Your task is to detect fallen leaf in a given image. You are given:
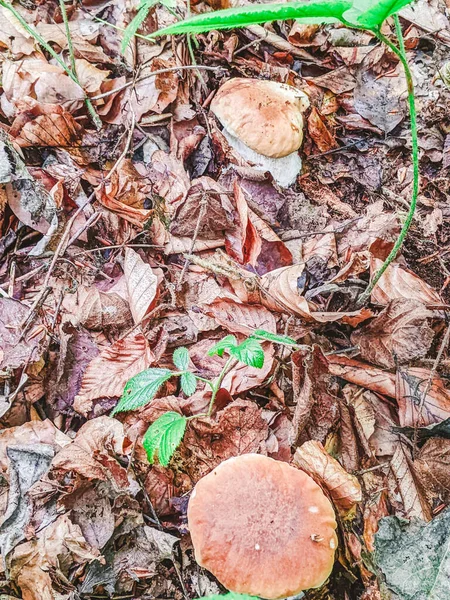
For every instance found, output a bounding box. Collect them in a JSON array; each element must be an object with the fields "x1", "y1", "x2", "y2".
[
  {"x1": 370, "y1": 259, "x2": 442, "y2": 305},
  {"x1": 11, "y1": 103, "x2": 83, "y2": 148},
  {"x1": 124, "y1": 248, "x2": 158, "y2": 325},
  {"x1": 327, "y1": 355, "x2": 396, "y2": 398},
  {"x1": 74, "y1": 333, "x2": 155, "y2": 416},
  {"x1": 0, "y1": 298, "x2": 46, "y2": 370},
  {"x1": 396, "y1": 367, "x2": 450, "y2": 427},
  {"x1": 308, "y1": 107, "x2": 339, "y2": 152},
  {"x1": 294, "y1": 440, "x2": 362, "y2": 514},
  {"x1": 415, "y1": 437, "x2": 450, "y2": 505},
  {"x1": 203, "y1": 299, "x2": 277, "y2": 336},
  {"x1": 351, "y1": 299, "x2": 435, "y2": 368},
  {"x1": 388, "y1": 442, "x2": 432, "y2": 520},
  {"x1": 182, "y1": 400, "x2": 269, "y2": 481}
]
